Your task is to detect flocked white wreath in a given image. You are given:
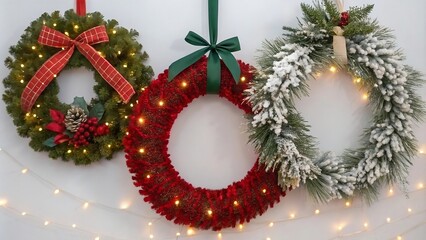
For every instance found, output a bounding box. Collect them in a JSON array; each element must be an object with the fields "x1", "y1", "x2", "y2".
[{"x1": 246, "y1": 0, "x2": 425, "y2": 203}]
